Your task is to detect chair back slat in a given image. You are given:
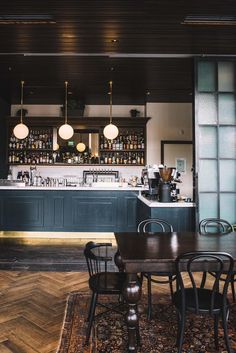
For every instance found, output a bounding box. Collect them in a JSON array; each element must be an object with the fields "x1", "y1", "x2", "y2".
[
  {"x1": 137, "y1": 218, "x2": 173, "y2": 233},
  {"x1": 175, "y1": 251, "x2": 234, "y2": 315},
  {"x1": 199, "y1": 218, "x2": 233, "y2": 235},
  {"x1": 84, "y1": 241, "x2": 113, "y2": 277}
]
